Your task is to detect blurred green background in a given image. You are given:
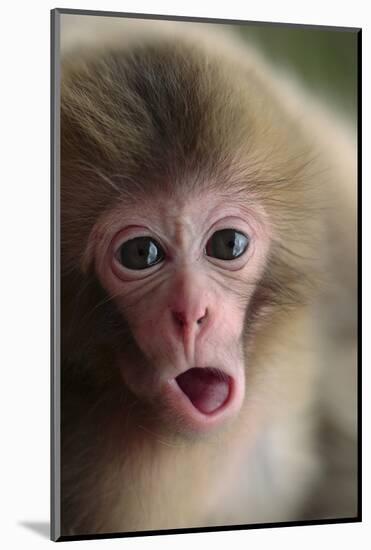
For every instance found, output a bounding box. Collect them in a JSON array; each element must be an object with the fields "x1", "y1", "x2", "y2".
[{"x1": 235, "y1": 24, "x2": 358, "y2": 125}]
